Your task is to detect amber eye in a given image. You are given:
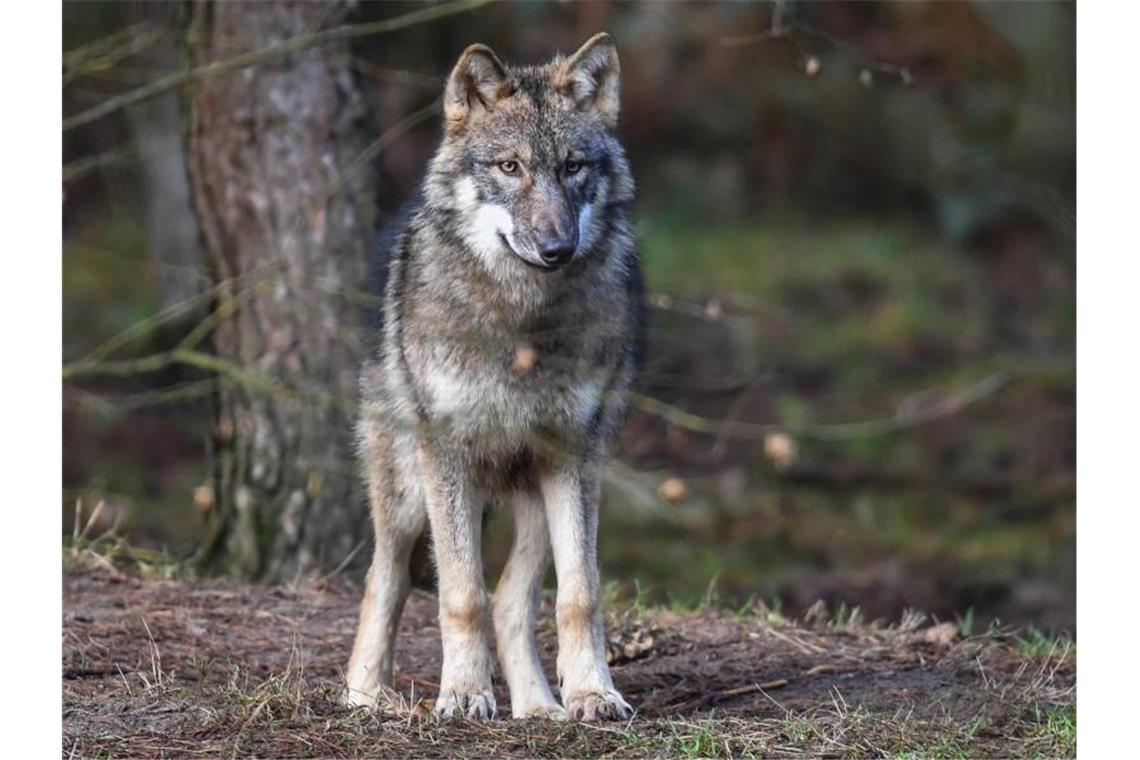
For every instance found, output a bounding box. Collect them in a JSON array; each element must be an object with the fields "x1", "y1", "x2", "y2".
[
  {"x1": 498, "y1": 160, "x2": 519, "y2": 175},
  {"x1": 564, "y1": 159, "x2": 583, "y2": 175}
]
